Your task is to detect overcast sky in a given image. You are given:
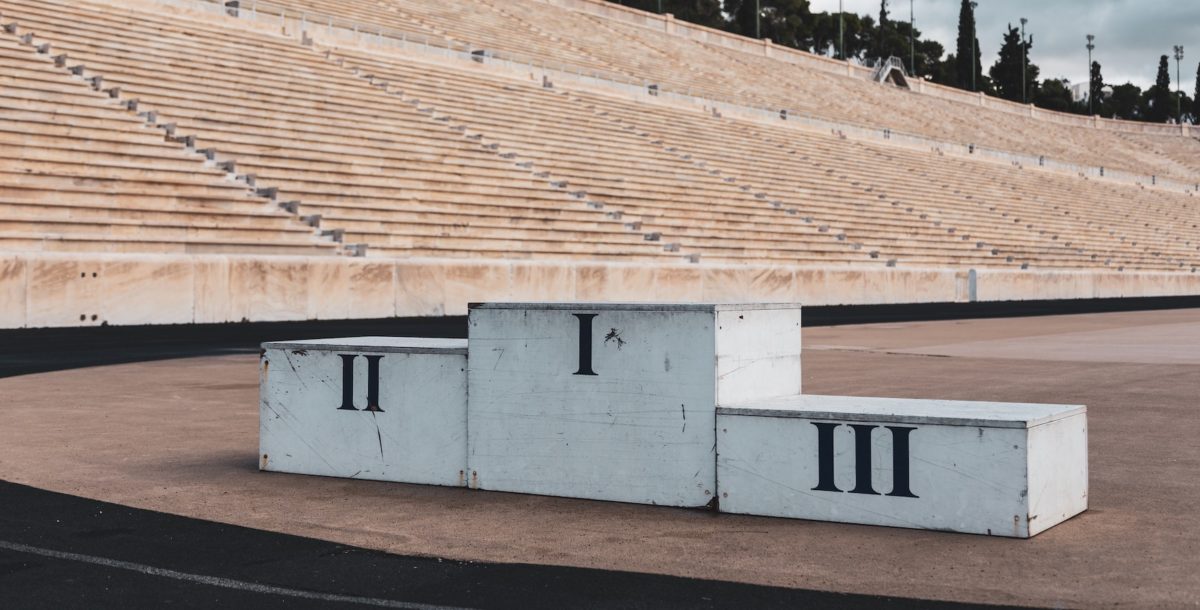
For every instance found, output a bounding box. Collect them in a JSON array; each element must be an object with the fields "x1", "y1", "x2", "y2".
[{"x1": 807, "y1": 0, "x2": 1198, "y2": 94}]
